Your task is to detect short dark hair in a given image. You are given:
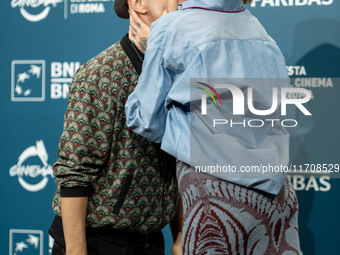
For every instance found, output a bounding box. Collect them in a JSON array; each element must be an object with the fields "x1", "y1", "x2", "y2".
[{"x1": 243, "y1": 0, "x2": 253, "y2": 4}]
